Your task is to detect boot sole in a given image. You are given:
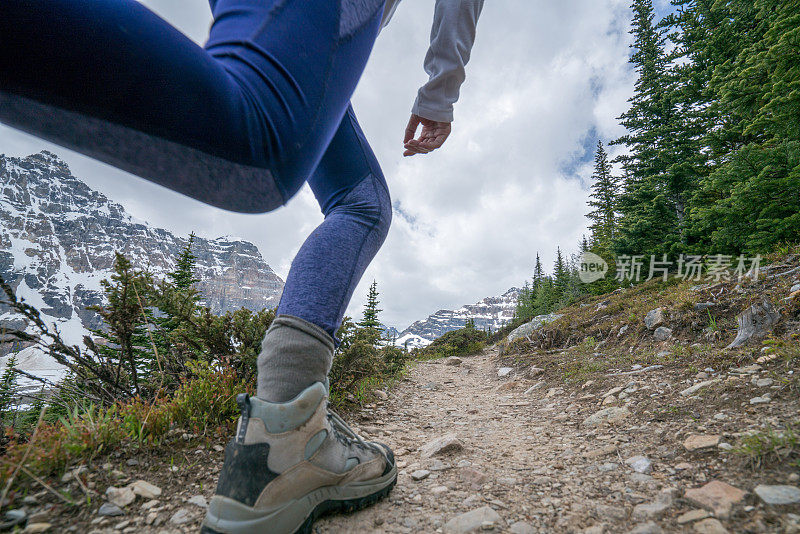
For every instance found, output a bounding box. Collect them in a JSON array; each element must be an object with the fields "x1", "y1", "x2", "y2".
[{"x1": 200, "y1": 465, "x2": 397, "y2": 534}]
